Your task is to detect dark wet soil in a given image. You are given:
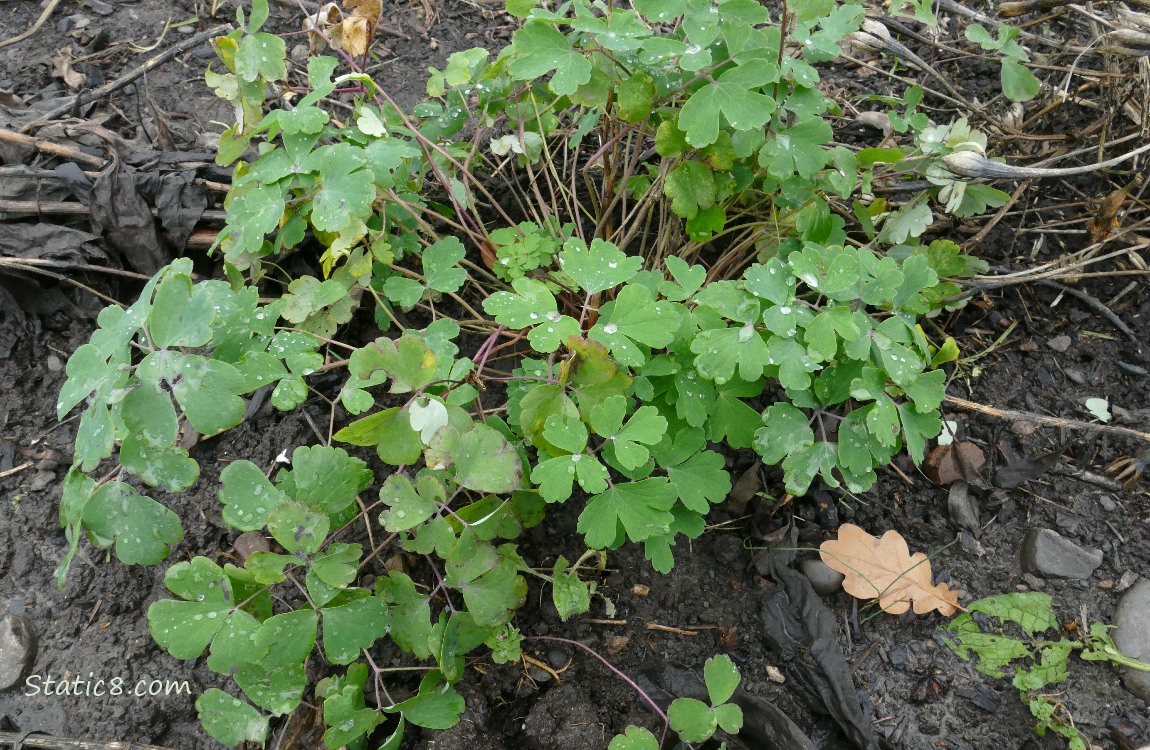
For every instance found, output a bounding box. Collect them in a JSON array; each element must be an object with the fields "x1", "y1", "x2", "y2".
[{"x1": 1, "y1": 1, "x2": 1149, "y2": 749}]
